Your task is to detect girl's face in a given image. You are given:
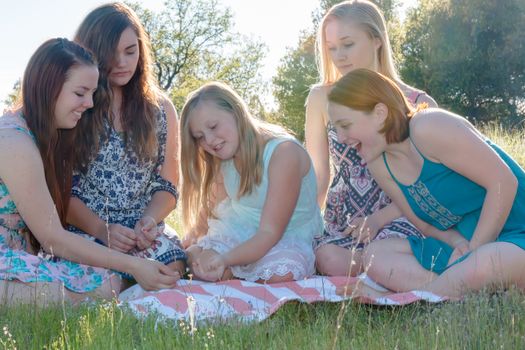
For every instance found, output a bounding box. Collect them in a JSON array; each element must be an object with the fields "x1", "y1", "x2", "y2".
[
  {"x1": 54, "y1": 64, "x2": 98, "y2": 129},
  {"x1": 328, "y1": 101, "x2": 386, "y2": 163},
  {"x1": 108, "y1": 26, "x2": 140, "y2": 87},
  {"x1": 324, "y1": 19, "x2": 381, "y2": 76},
  {"x1": 188, "y1": 101, "x2": 240, "y2": 160}
]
